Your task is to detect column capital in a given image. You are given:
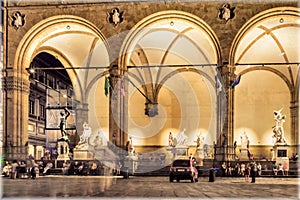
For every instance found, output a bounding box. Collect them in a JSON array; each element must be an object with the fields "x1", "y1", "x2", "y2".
[{"x1": 2, "y1": 69, "x2": 30, "y2": 93}]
